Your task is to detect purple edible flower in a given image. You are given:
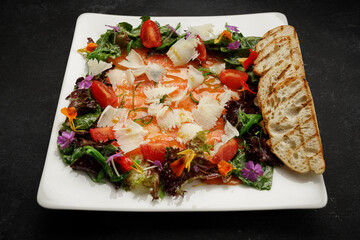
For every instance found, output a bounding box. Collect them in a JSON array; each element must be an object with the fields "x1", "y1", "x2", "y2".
[
  {"x1": 166, "y1": 24, "x2": 177, "y2": 35},
  {"x1": 241, "y1": 161, "x2": 263, "y2": 182},
  {"x1": 105, "y1": 24, "x2": 120, "y2": 32},
  {"x1": 225, "y1": 24, "x2": 239, "y2": 32},
  {"x1": 57, "y1": 131, "x2": 75, "y2": 149},
  {"x1": 106, "y1": 152, "x2": 123, "y2": 166},
  {"x1": 227, "y1": 40, "x2": 241, "y2": 50},
  {"x1": 153, "y1": 160, "x2": 163, "y2": 170},
  {"x1": 78, "y1": 75, "x2": 93, "y2": 89}
]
